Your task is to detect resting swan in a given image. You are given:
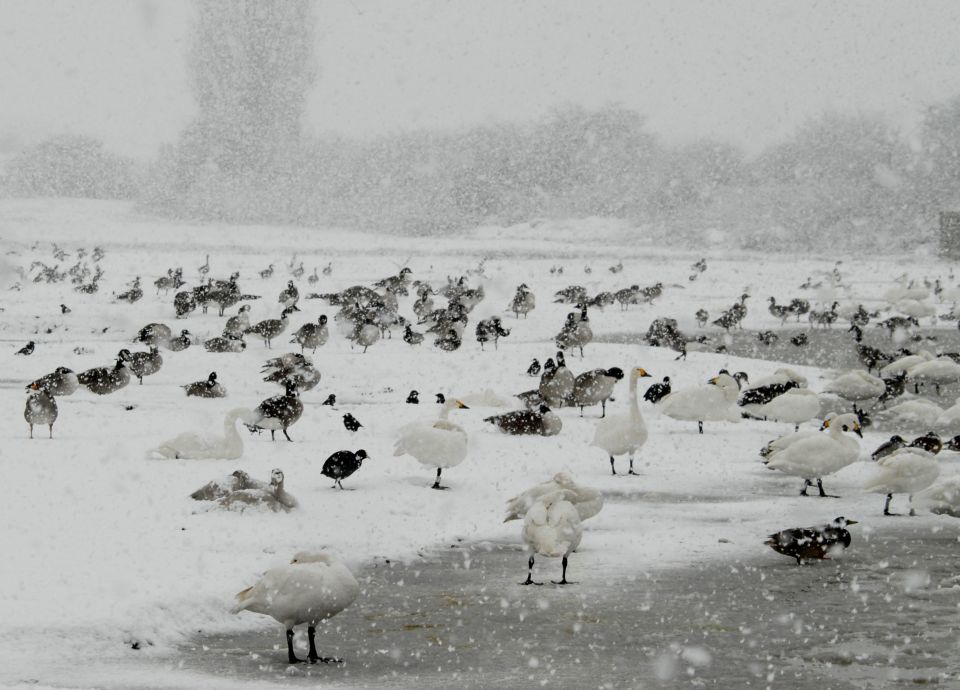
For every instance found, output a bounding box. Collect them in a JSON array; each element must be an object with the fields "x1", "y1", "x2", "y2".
[
  {"x1": 658, "y1": 372, "x2": 741, "y2": 434},
  {"x1": 231, "y1": 552, "x2": 360, "y2": 664},
  {"x1": 149, "y1": 407, "x2": 253, "y2": 459},
  {"x1": 504, "y1": 472, "x2": 603, "y2": 522},
  {"x1": 863, "y1": 448, "x2": 940, "y2": 516},
  {"x1": 520, "y1": 491, "x2": 583, "y2": 586},
  {"x1": 592, "y1": 366, "x2": 651, "y2": 474},
  {"x1": 394, "y1": 399, "x2": 469, "y2": 489},
  {"x1": 765, "y1": 412, "x2": 862, "y2": 497}
]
